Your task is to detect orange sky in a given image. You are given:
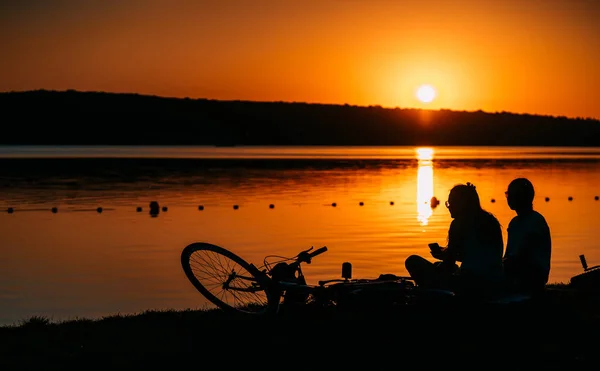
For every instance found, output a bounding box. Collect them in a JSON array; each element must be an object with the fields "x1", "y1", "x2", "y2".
[{"x1": 1, "y1": 0, "x2": 599, "y2": 119}]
